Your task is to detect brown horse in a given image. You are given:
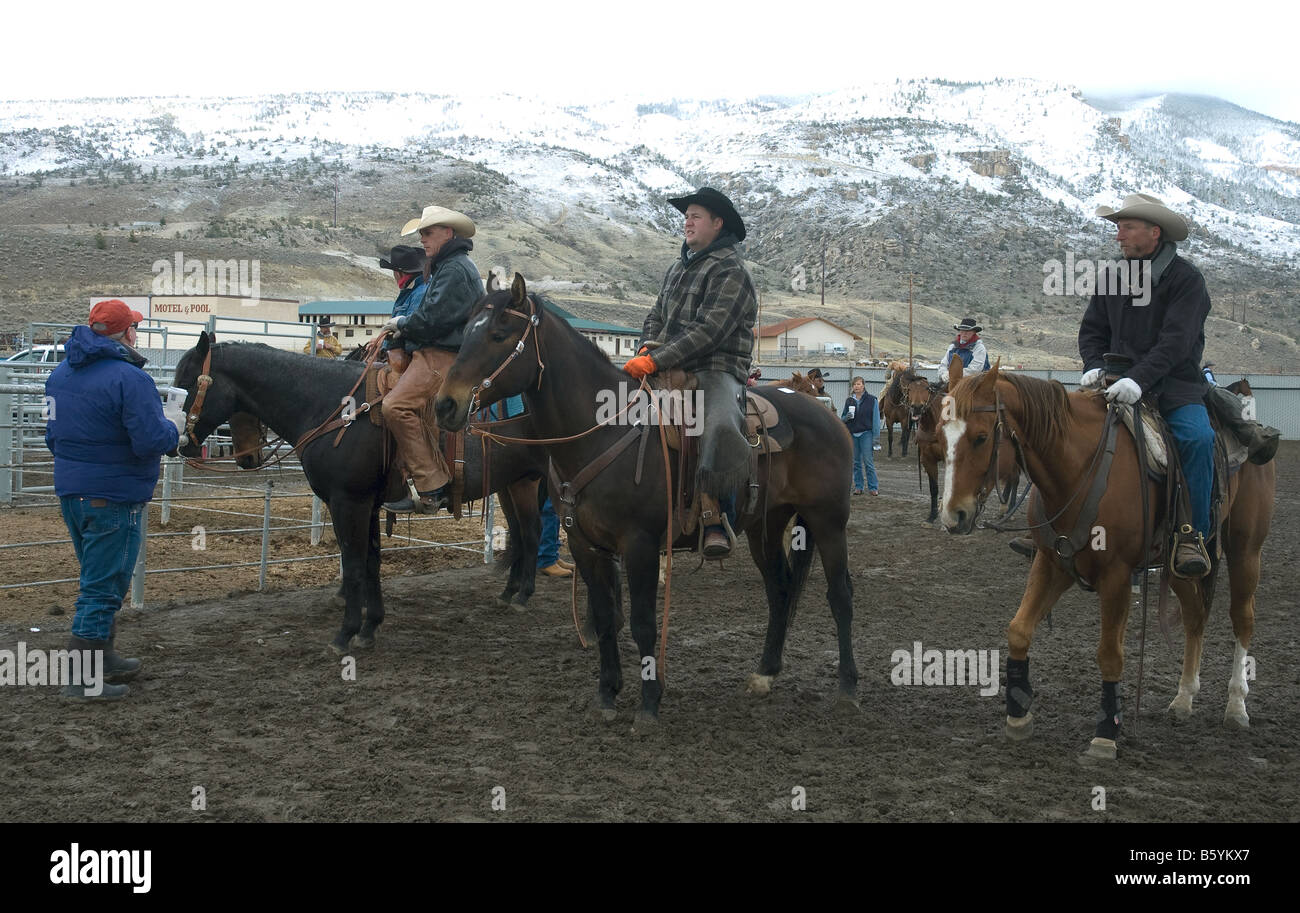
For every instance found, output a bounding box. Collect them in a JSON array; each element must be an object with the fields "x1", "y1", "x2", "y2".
[
  {"x1": 879, "y1": 359, "x2": 919, "y2": 457},
  {"x1": 908, "y1": 361, "x2": 960, "y2": 523},
  {"x1": 940, "y1": 365, "x2": 1275, "y2": 759},
  {"x1": 434, "y1": 274, "x2": 859, "y2": 727},
  {"x1": 766, "y1": 372, "x2": 818, "y2": 396}
]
